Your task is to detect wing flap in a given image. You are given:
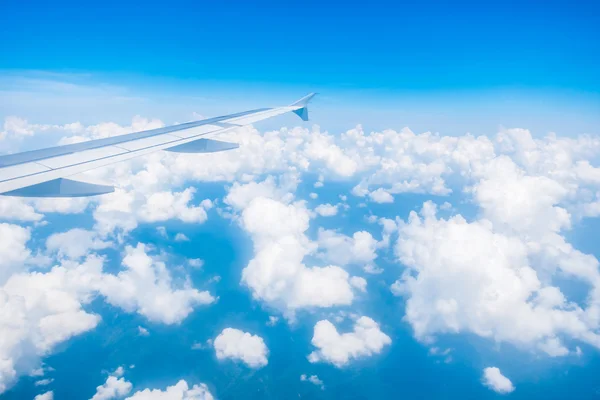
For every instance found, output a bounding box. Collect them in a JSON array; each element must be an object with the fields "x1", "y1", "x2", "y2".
[
  {"x1": 1, "y1": 178, "x2": 114, "y2": 197},
  {"x1": 164, "y1": 138, "x2": 239, "y2": 153}
]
